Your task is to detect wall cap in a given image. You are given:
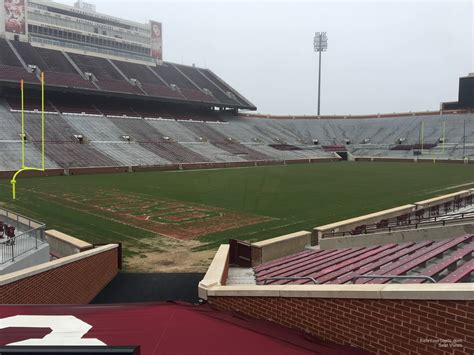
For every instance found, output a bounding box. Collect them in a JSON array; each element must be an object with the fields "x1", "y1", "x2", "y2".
[
  {"x1": 46, "y1": 229, "x2": 93, "y2": 250},
  {"x1": 202, "y1": 283, "x2": 474, "y2": 300},
  {"x1": 199, "y1": 244, "x2": 229, "y2": 290},
  {"x1": 315, "y1": 204, "x2": 416, "y2": 231},
  {"x1": 415, "y1": 190, "x2": 471, "y2": 208},
  {"x1": 252, "y1": 231, "x2": 310, "y2": 248}
]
